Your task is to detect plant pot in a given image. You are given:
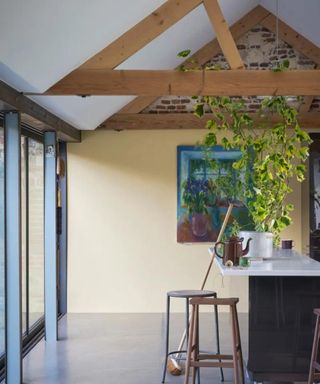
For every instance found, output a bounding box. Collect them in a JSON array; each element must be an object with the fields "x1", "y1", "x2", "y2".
[
  {"x1": 239, "y1": 231, "x2": 273, "y2": 259},
  {"x1": 191, "y1": 213, "x2": 209, "y2": 238}
]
